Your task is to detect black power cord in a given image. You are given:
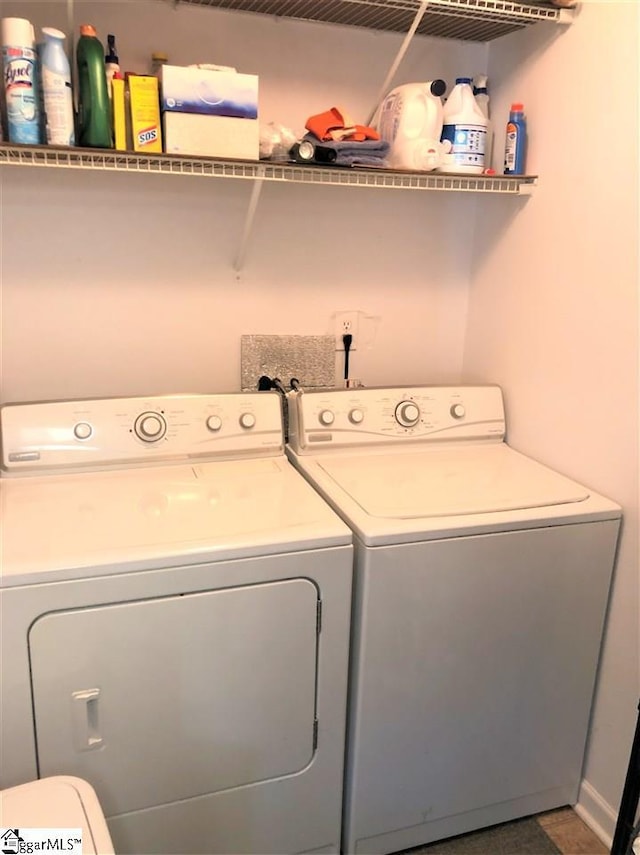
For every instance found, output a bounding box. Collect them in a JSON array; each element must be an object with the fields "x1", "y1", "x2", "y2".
[
  {"x1": 256, "y1": 374, "x2": 289, "y2": 440},
  {"x1": 343, "y1": 333, "x2": 353, "y2": 383}
]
